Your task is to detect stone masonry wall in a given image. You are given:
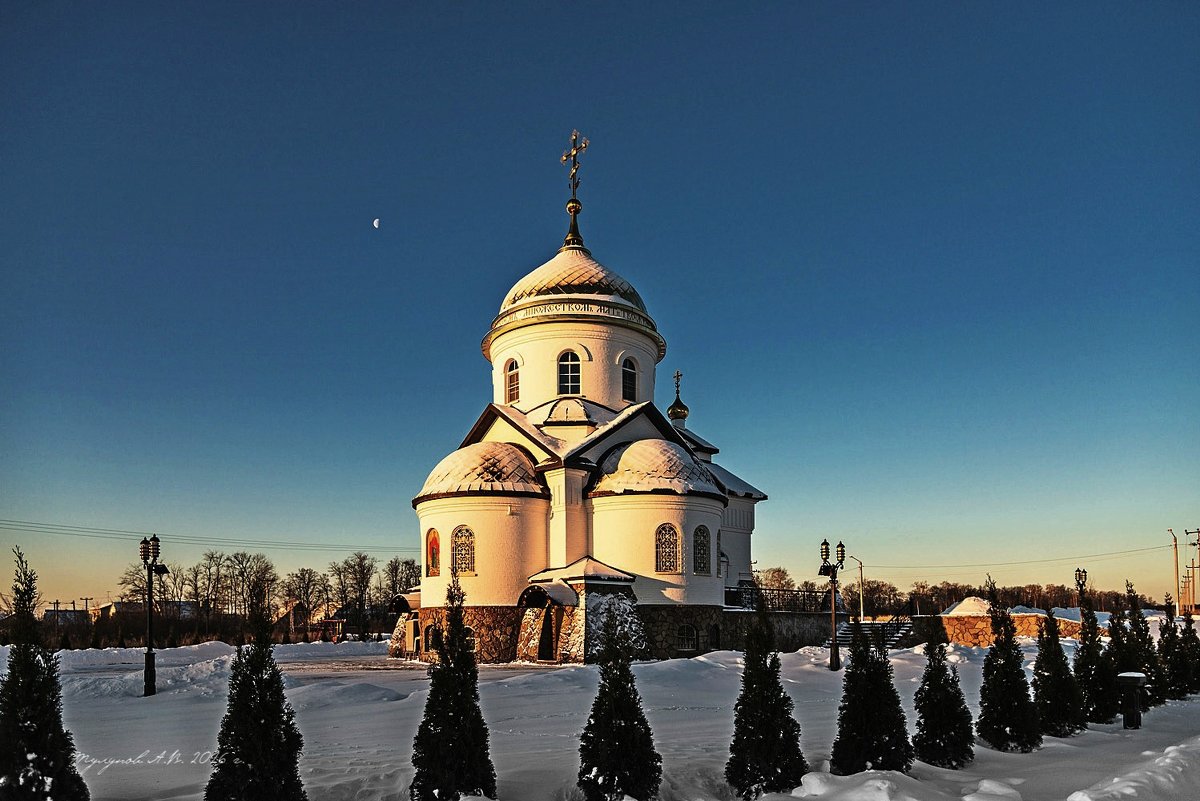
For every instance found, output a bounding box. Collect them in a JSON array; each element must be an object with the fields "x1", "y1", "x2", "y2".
[
  {"x1": 637, "y1": 605, "x2": 724, "y2": 660},
  {"x1": 916, "y1": 613, "x2": 1100, "y2": 648},
  {"x1": 721, "y1": 610, "x2": 848, "y2": 652},
  {"x1": 415, "y1": 606, "x2": 522, "y2": 663}
]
